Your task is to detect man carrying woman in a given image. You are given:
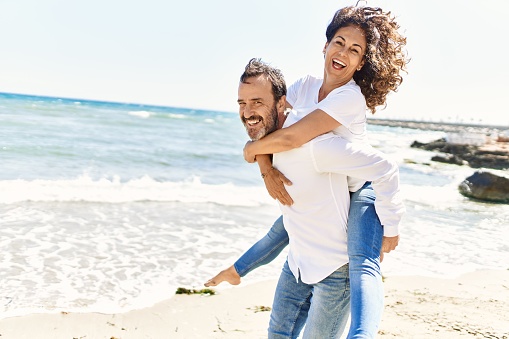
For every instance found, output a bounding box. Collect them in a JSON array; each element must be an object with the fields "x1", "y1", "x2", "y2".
[{"x1": 207, "y1": 5, "x2": 408, "y2": 338}]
